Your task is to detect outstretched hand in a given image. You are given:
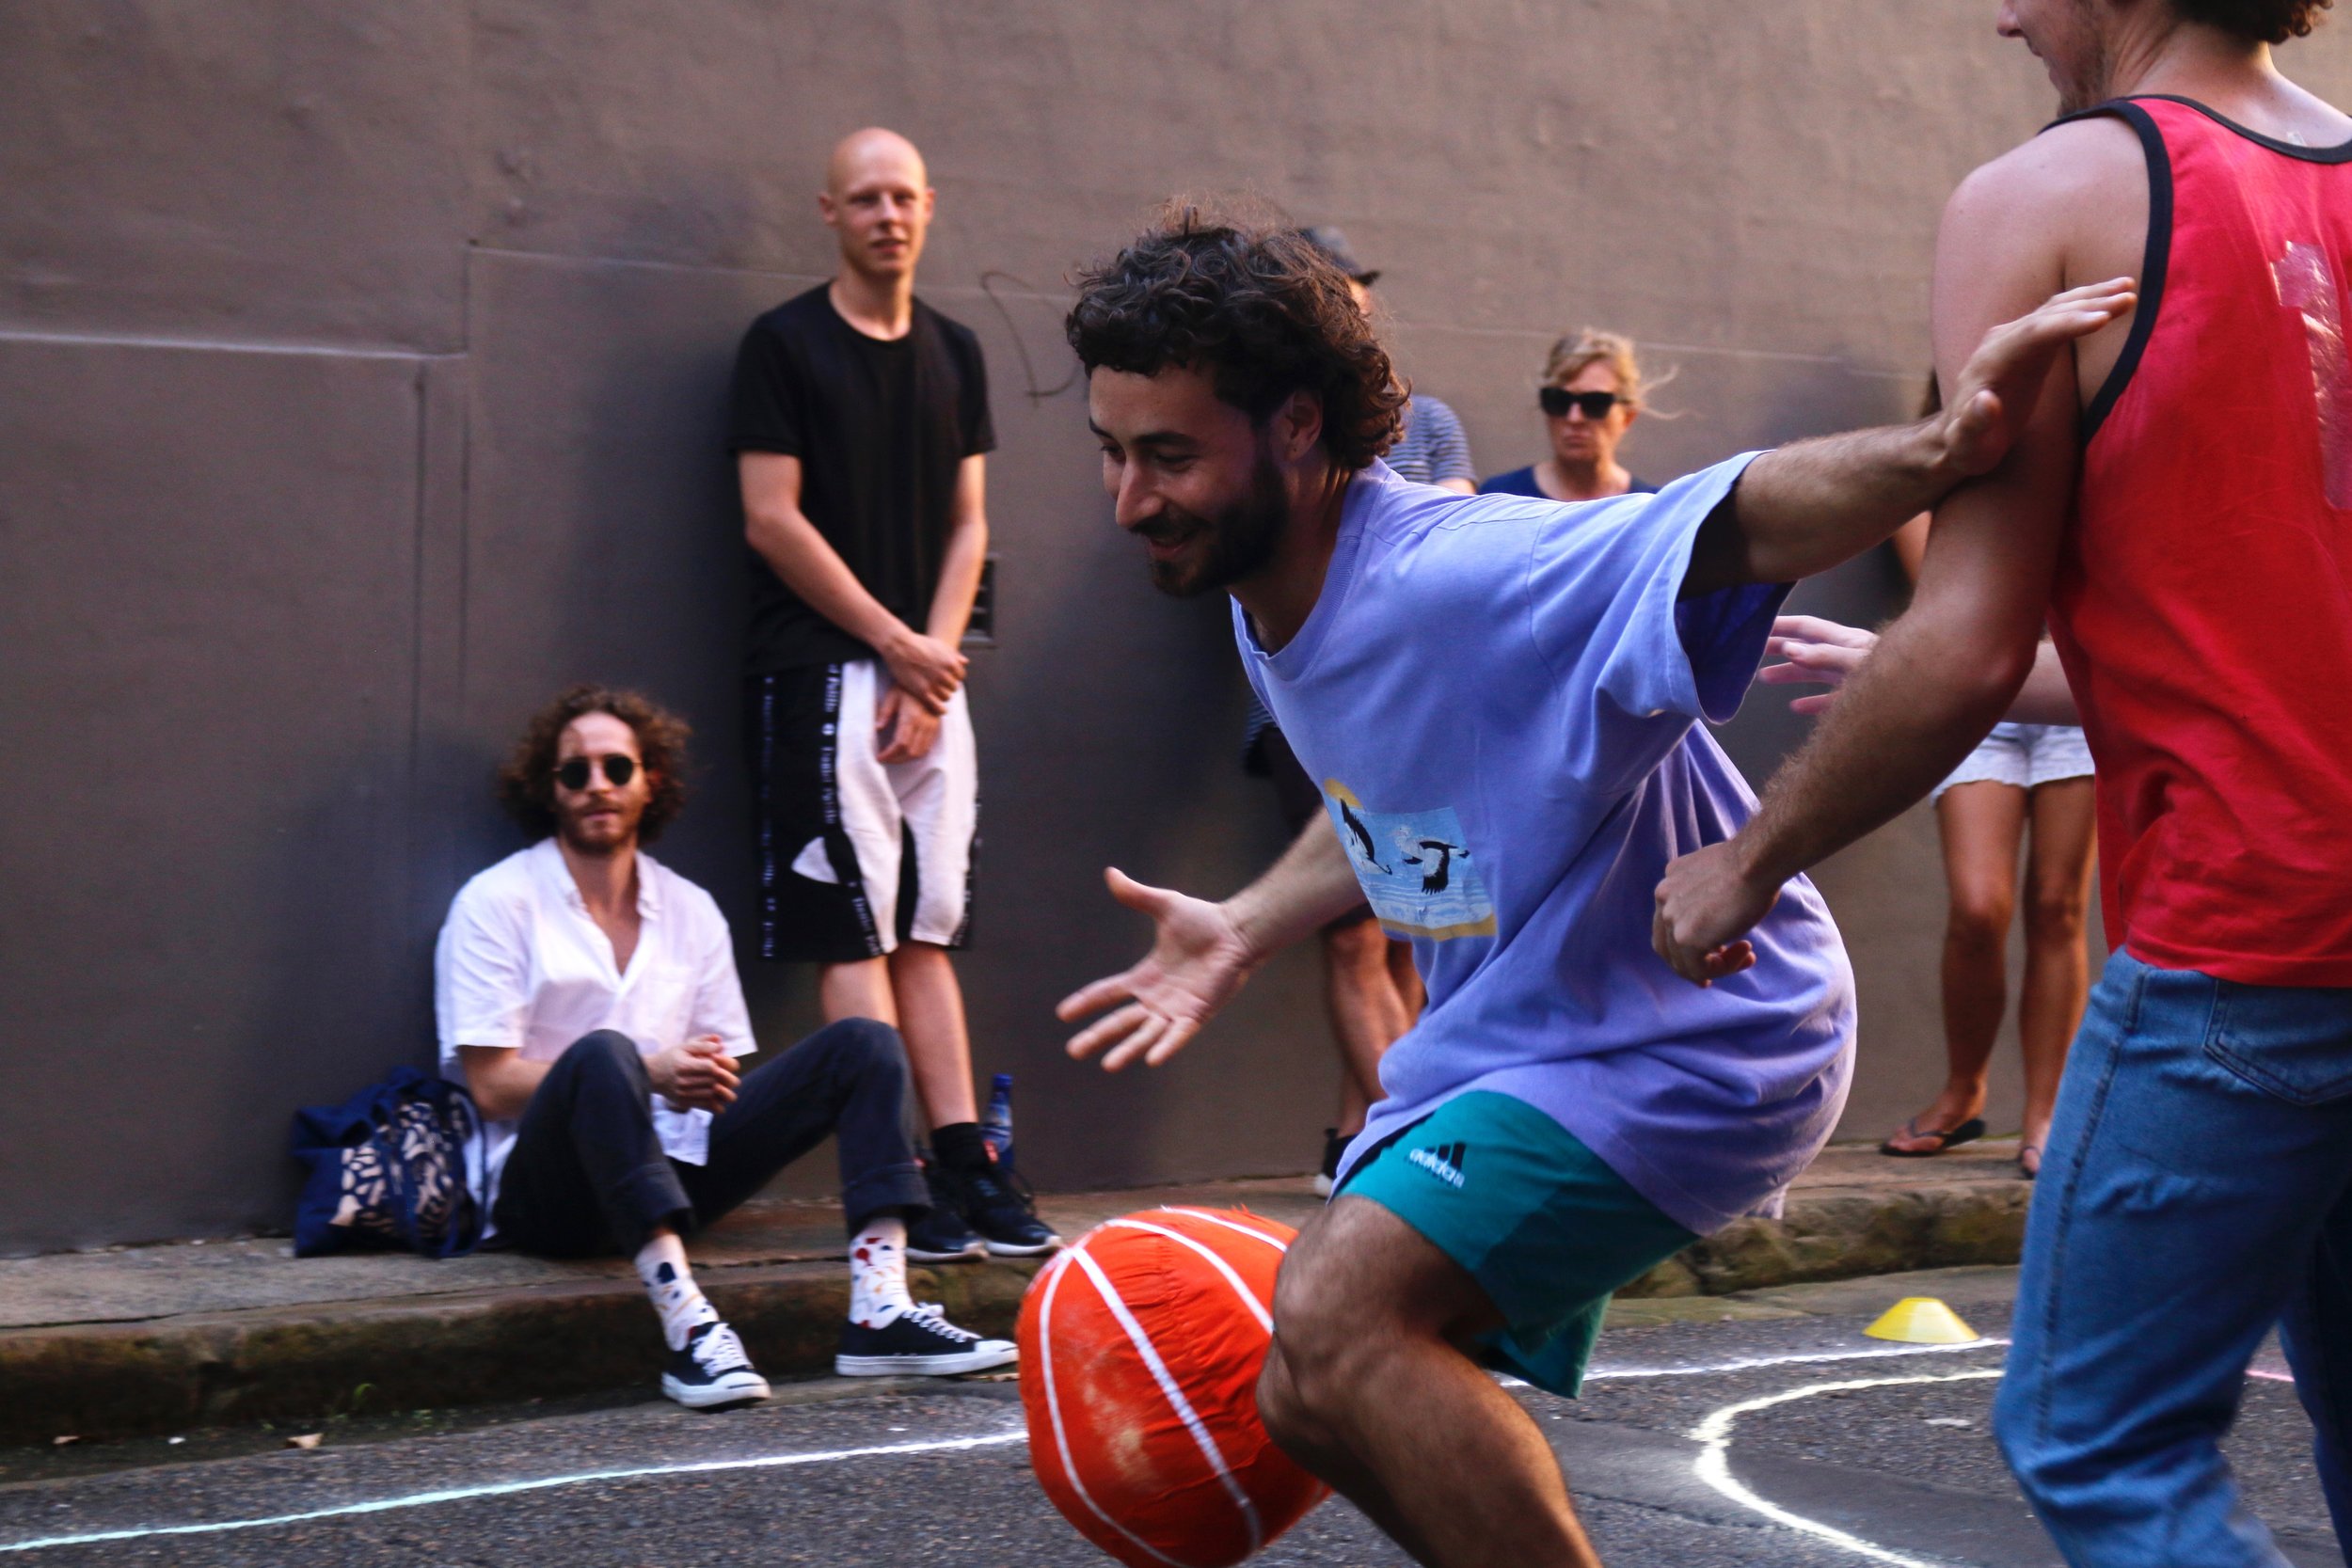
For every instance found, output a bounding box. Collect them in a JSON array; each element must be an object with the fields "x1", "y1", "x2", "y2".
[
  {"x1": 1057, "y1": 868, "x2": 1259, "y2": 1070},
  {"x1": 1940, "y1": 277, "x2": 2136, "y2": 479},
  {"x1": 1756, "y1": 614, "x2": 1880, "y2": 715}
]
